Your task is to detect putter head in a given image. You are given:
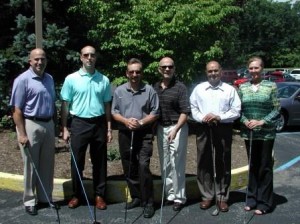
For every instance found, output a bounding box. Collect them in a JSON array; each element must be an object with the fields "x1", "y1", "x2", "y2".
[
  {"x1": 211, "y1": 208, "x2": 220, "y2": 216},
  {"x1": 50, "y1": 203, "x2": 60, "y2": 210},
  {"x1": 93, "y1": 222, "x2": 101, "y2": 224}
]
